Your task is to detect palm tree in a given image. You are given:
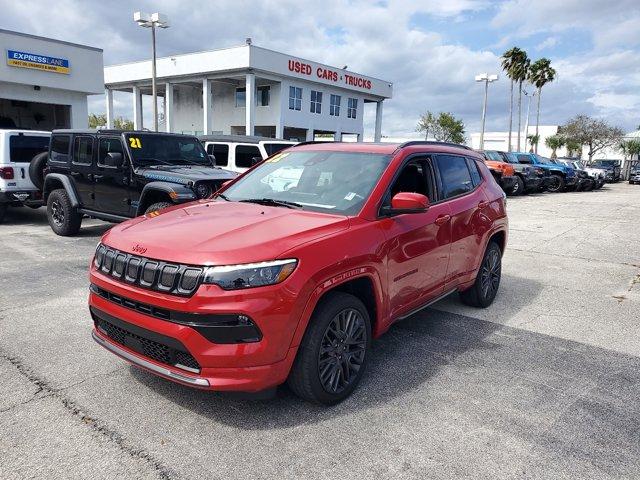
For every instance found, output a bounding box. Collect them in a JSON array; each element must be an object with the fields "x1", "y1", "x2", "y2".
[
  {"x1": 528, "y1": 58, "x2": 556, "y2": 153},
  {"x1": 501, "y1": 47, "x2": 528, "y2": 152},
  {"x1": 527, "y1": 134, "x2": 539, "y2": 153},
  {"x1": 545, "y1": 134, "x2": 565, "y2": 158}
]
